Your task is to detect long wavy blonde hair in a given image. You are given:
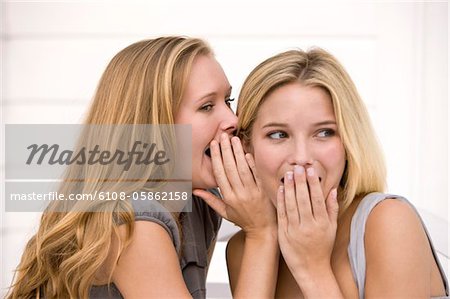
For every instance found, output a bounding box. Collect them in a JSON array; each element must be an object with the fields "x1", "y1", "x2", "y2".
[
  {"x1": 7, "y1": 36, "x2": 212, "y2": 299},
  {"x1": 237, "y1": 48, "x2": 386, "y2": 213}
]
